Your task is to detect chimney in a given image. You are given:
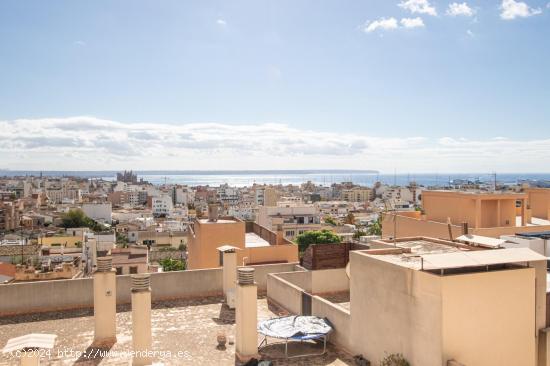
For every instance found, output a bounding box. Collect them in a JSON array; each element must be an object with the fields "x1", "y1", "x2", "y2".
[
  {"x1": 19, "y1": 350, "x2": 39, "y2": 366},
  {"x1": 208, "y1": 203, "x2": 219, "y2": 222},
  {"x1": 93, "y1": 257, "x2": 117, "y2": 346},
  {"x1": 131, "y1": 274, "x2": 152, "y2": 366},
  {"x1": 275, "y1": 224, "x2": 284, "y2": 245},
  {"x1": 222, "y1": 249, "x2": 237, "y2": 309},
  {"x1": 235, "y1": 268, "x2": 258, "y2": 361},
  {"x1": 461, "y1": 222, "x2": 469, "y2": 235}
]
